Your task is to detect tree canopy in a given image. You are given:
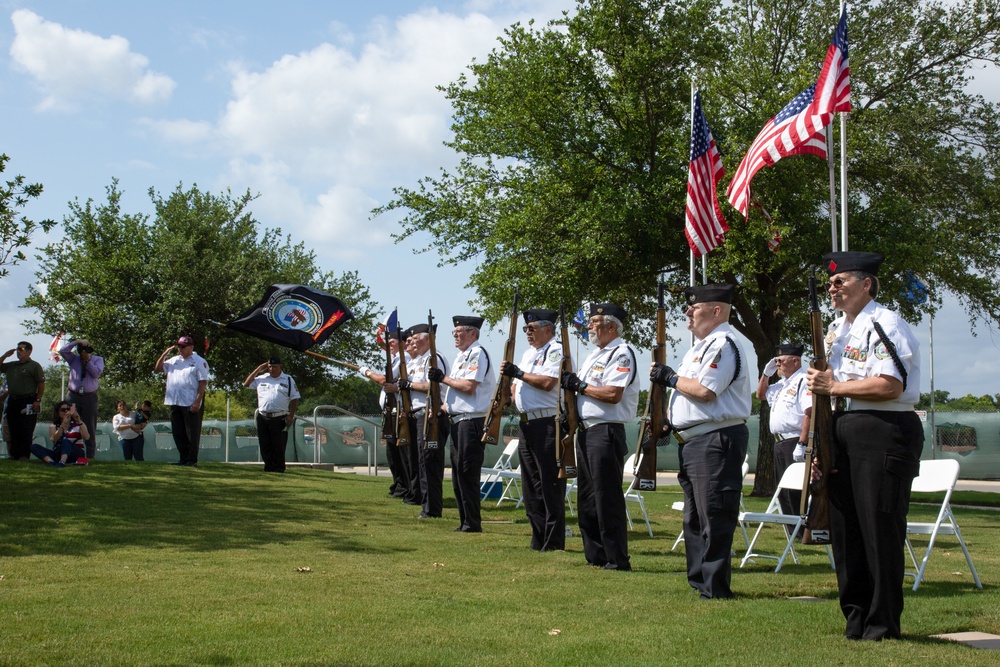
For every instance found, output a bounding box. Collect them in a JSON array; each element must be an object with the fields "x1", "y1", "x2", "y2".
[
  {"x1": 378, "y1": 0, "x2": 1000, "y2": 366},
  {"x1": 0, "y1": 153, "x2": 55, "y2": 279},
  {"x1": 25, "y1": 181, "x2": 380, "y2": 395}
]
